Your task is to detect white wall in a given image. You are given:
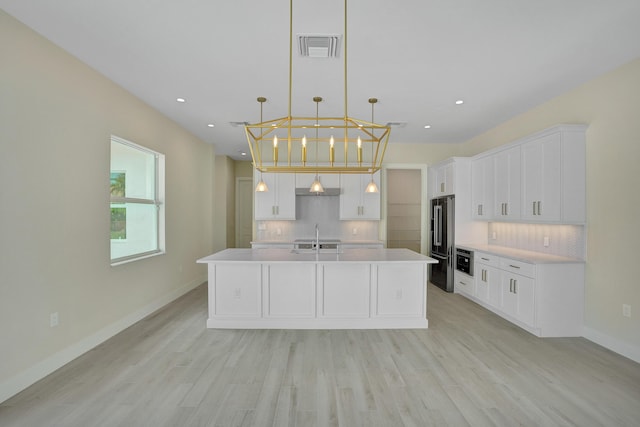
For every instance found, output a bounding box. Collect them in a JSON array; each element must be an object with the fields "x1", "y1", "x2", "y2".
[
  {"x1": 0, "y1": 10, "x2": 217, "y2": 402},
  {"x1": 458, "y1": 58, "x2": 640, "y2": 361}
]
